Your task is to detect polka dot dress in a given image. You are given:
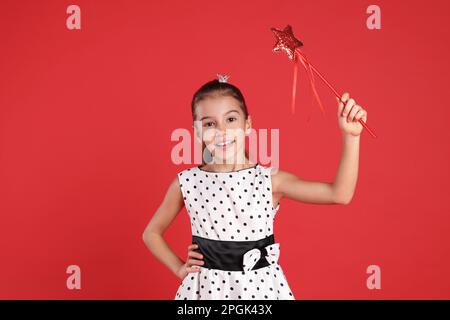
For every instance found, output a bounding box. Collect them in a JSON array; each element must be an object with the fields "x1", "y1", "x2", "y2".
[{"x1": 174, "y1": 163, "x2": 295, "y2": 300}]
